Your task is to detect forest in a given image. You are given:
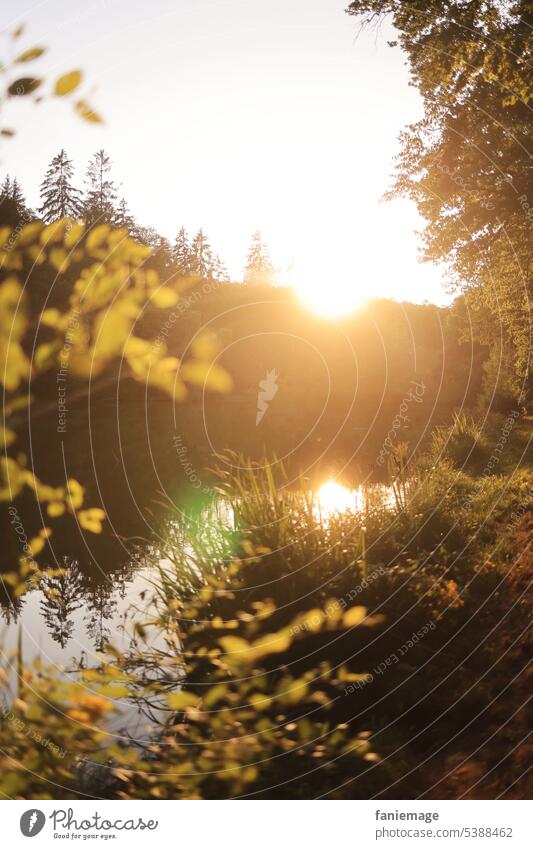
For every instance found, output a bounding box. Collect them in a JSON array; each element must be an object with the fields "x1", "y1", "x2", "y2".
[{"x1": 0, "y1": 0, "x2": 531, "y2": 803}]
